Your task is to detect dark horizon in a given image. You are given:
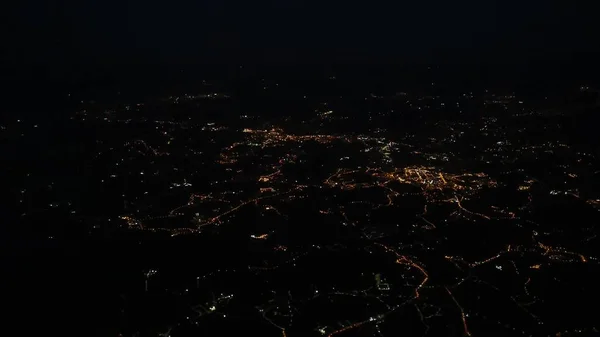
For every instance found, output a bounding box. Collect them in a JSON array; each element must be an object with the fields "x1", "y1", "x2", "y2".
[
  {"x1": 6, "y1": 58, "x2": 600, "y2": 106},
  {"x1": 7, "y1": 1, "x2": 600, "y2": 75}
]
